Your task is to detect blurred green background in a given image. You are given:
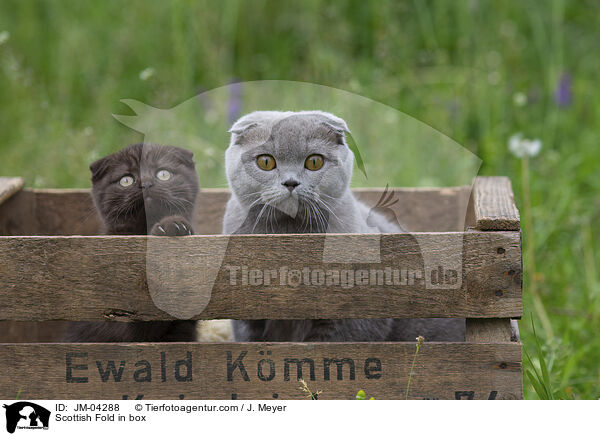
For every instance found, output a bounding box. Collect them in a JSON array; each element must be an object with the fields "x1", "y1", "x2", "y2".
[{"x1": 0, "y1": 0, "x2": 598, "y2": 398}]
